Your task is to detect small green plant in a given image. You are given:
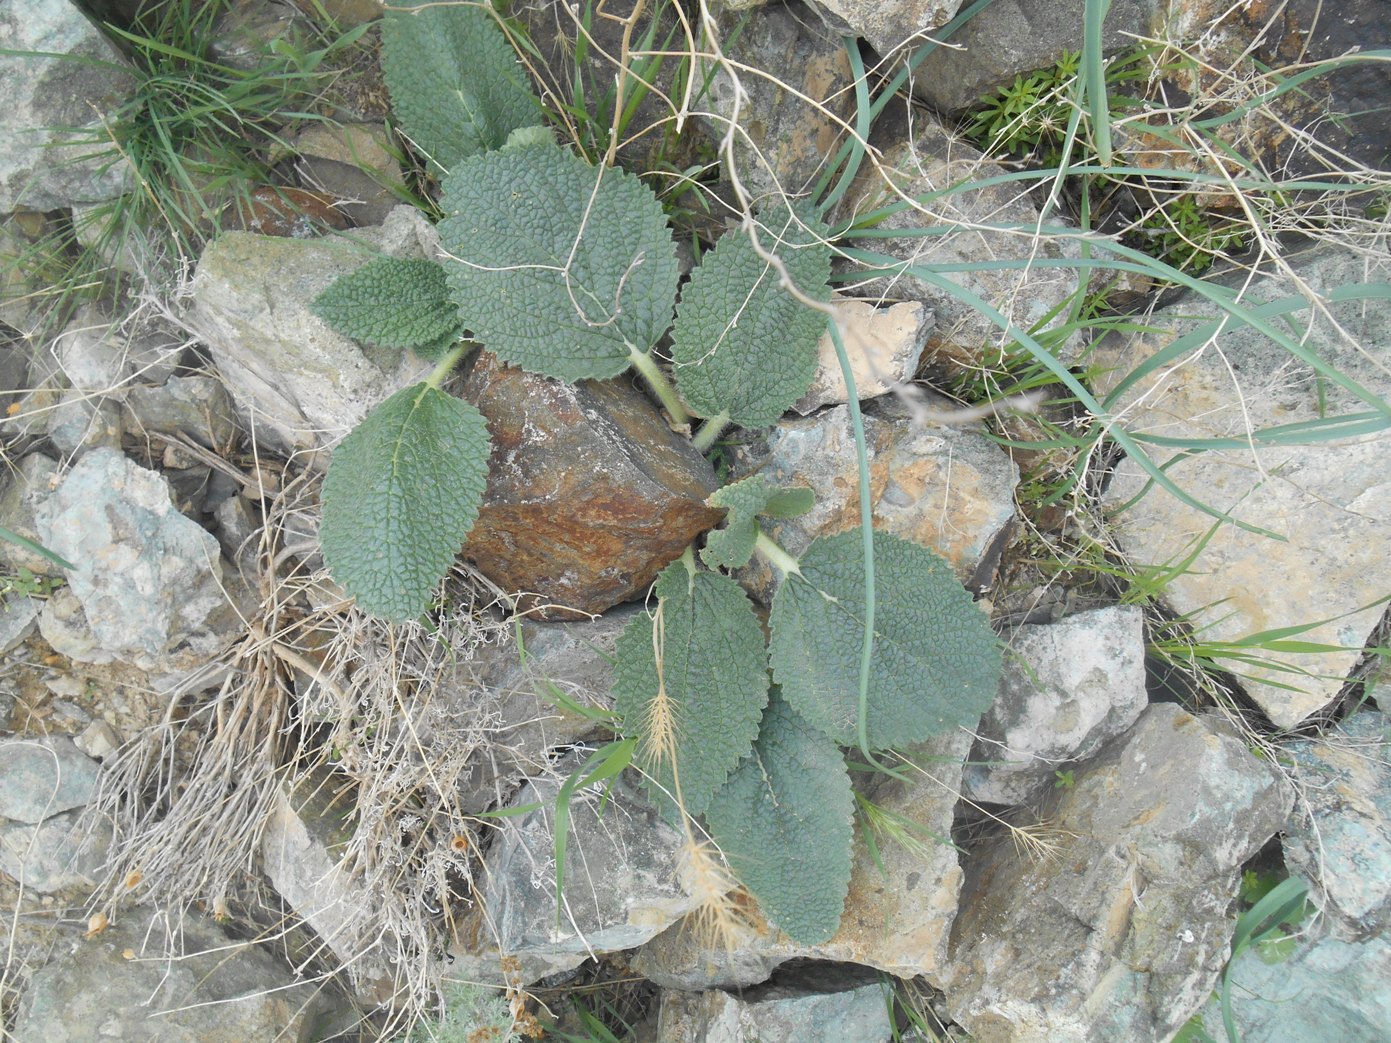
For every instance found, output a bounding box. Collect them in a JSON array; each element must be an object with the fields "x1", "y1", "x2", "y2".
[
  {"x1": 1052, "y1": 768, "x2": 1075, "y2": 789},
  {"x1": 0, "y1": 566, "x2": 64, "y2": 600},
  {"x1": 394, "y1": 980, "x2": 520, "y2": 1043},
  {"x1": 309, "y1": 0, "x2": 1001, "y2": 945},
  {"x1": 1138, "y1": 193, "x2": 1247, "y2": 274}
]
